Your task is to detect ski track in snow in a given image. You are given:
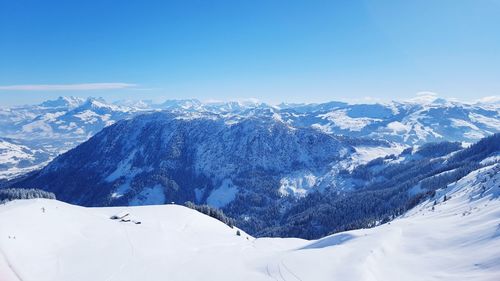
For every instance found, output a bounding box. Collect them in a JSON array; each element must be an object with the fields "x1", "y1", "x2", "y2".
[
  {"x1": 0, "y1": 248, "x2": 22, "y2": 281},
  {"x1": 105, "y1": 223, "x2": 135, "y2": 281}
]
